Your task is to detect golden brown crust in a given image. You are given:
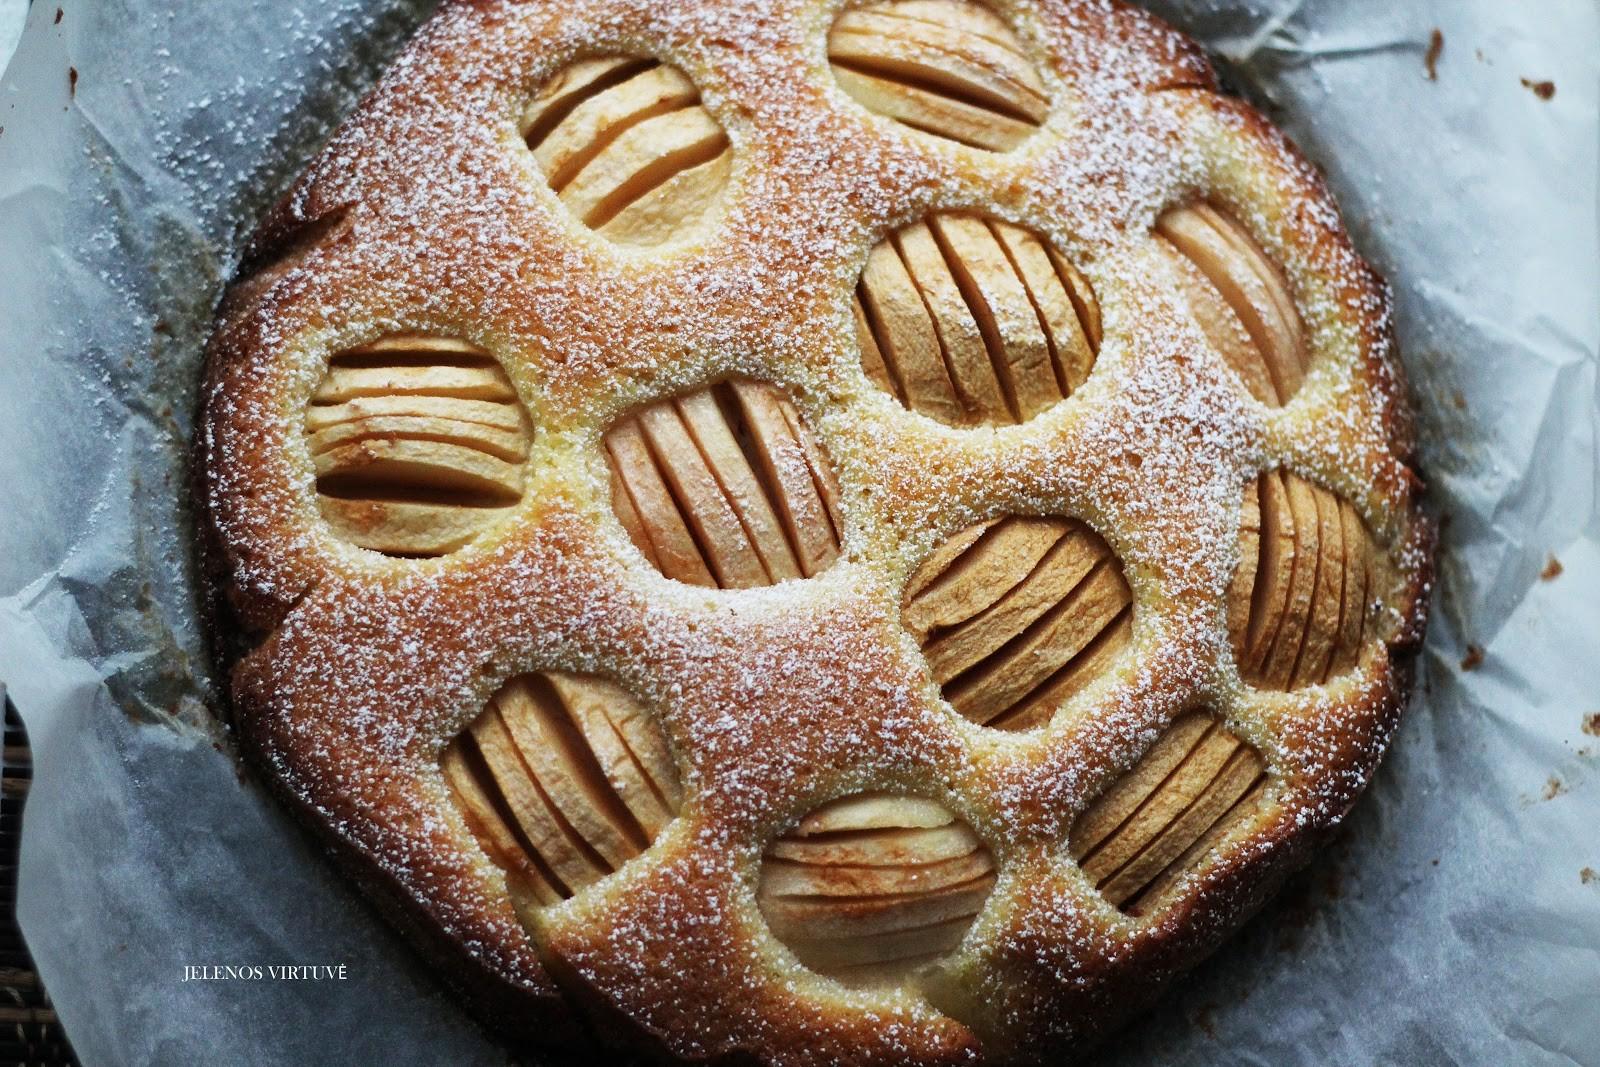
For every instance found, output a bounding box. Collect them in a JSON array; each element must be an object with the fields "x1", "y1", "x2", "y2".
[{"x1": 195, "y1": 0, "x2": 1432, "y2": 1062}]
